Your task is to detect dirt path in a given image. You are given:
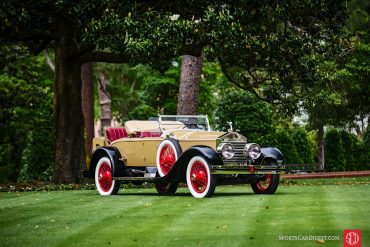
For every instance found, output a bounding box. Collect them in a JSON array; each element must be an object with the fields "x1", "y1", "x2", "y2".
[{"x1": 282, "y1": 170, "x2": 370, "y2": 179}]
